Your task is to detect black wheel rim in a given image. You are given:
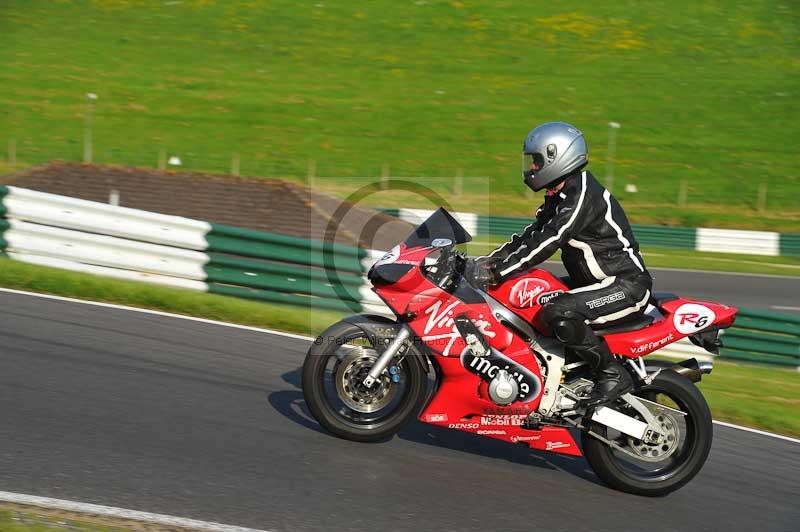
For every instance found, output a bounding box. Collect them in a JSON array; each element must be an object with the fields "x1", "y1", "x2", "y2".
[
  {"x1": 317, "y1": 332, "x2": 413, "y2": 430},
  {"x1": 601, "y1": 385, "x2": 698, "y2": 483}
]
